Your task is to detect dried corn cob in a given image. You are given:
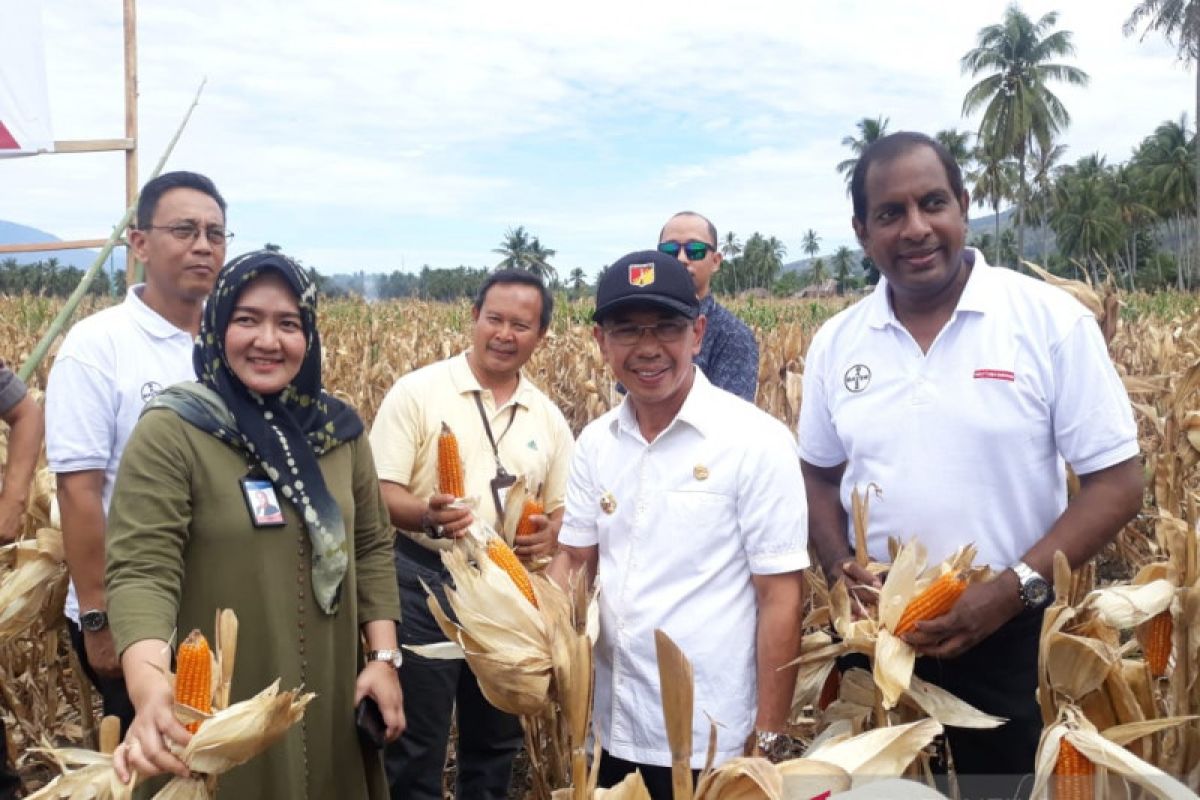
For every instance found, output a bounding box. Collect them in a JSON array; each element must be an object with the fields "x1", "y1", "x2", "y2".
[
  {"x1": 1144, "y1": 609, "x2": 1172, "y2": 677},
  {"x1": 515, "y1": 497, "x2": 544, "y2": 538},
  {"x1": 894, "y1": 571, "x2": 967, "y2": 636},
  {"x1": 1053, "y1": 738, "x2": 1094, "y2": 800},
  {"x1": 176, "y1": 629, "x2": 213, "y2": 733},
  {"x1": 486, "y1": 537, "x2": 538, "y2": 607},
  {"x1": 437, "y1": 422, "x2": 465, "y2": 498}
]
